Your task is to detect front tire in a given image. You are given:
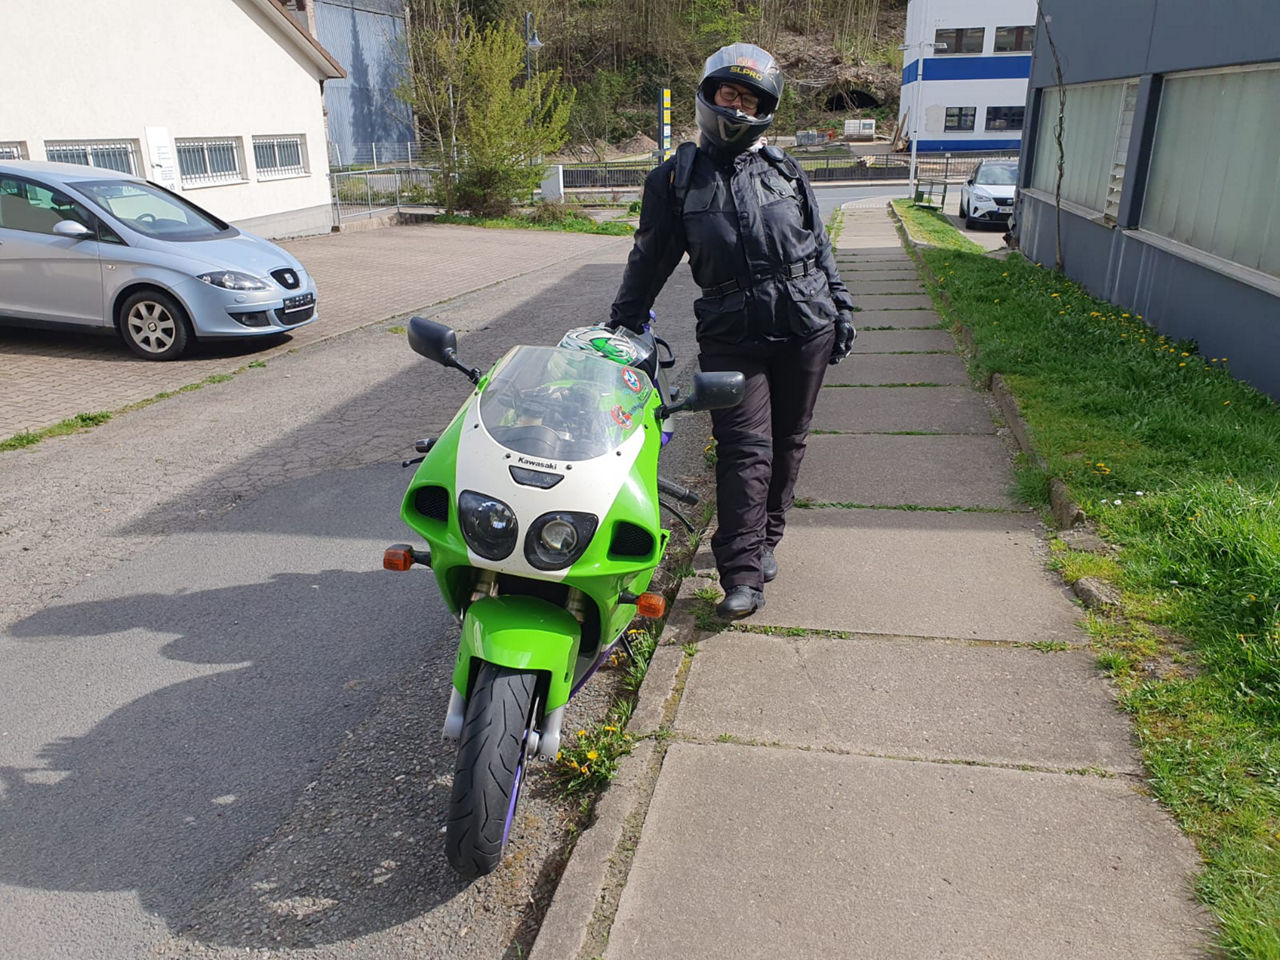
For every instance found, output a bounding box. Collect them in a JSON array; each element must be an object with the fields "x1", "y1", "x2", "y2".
[
  {"x1": 118, "y1": 289, "x2": 192, "y2": 360},
  {"x1": 445, "y1": 663, "x2": 538, "y2": 880}
]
